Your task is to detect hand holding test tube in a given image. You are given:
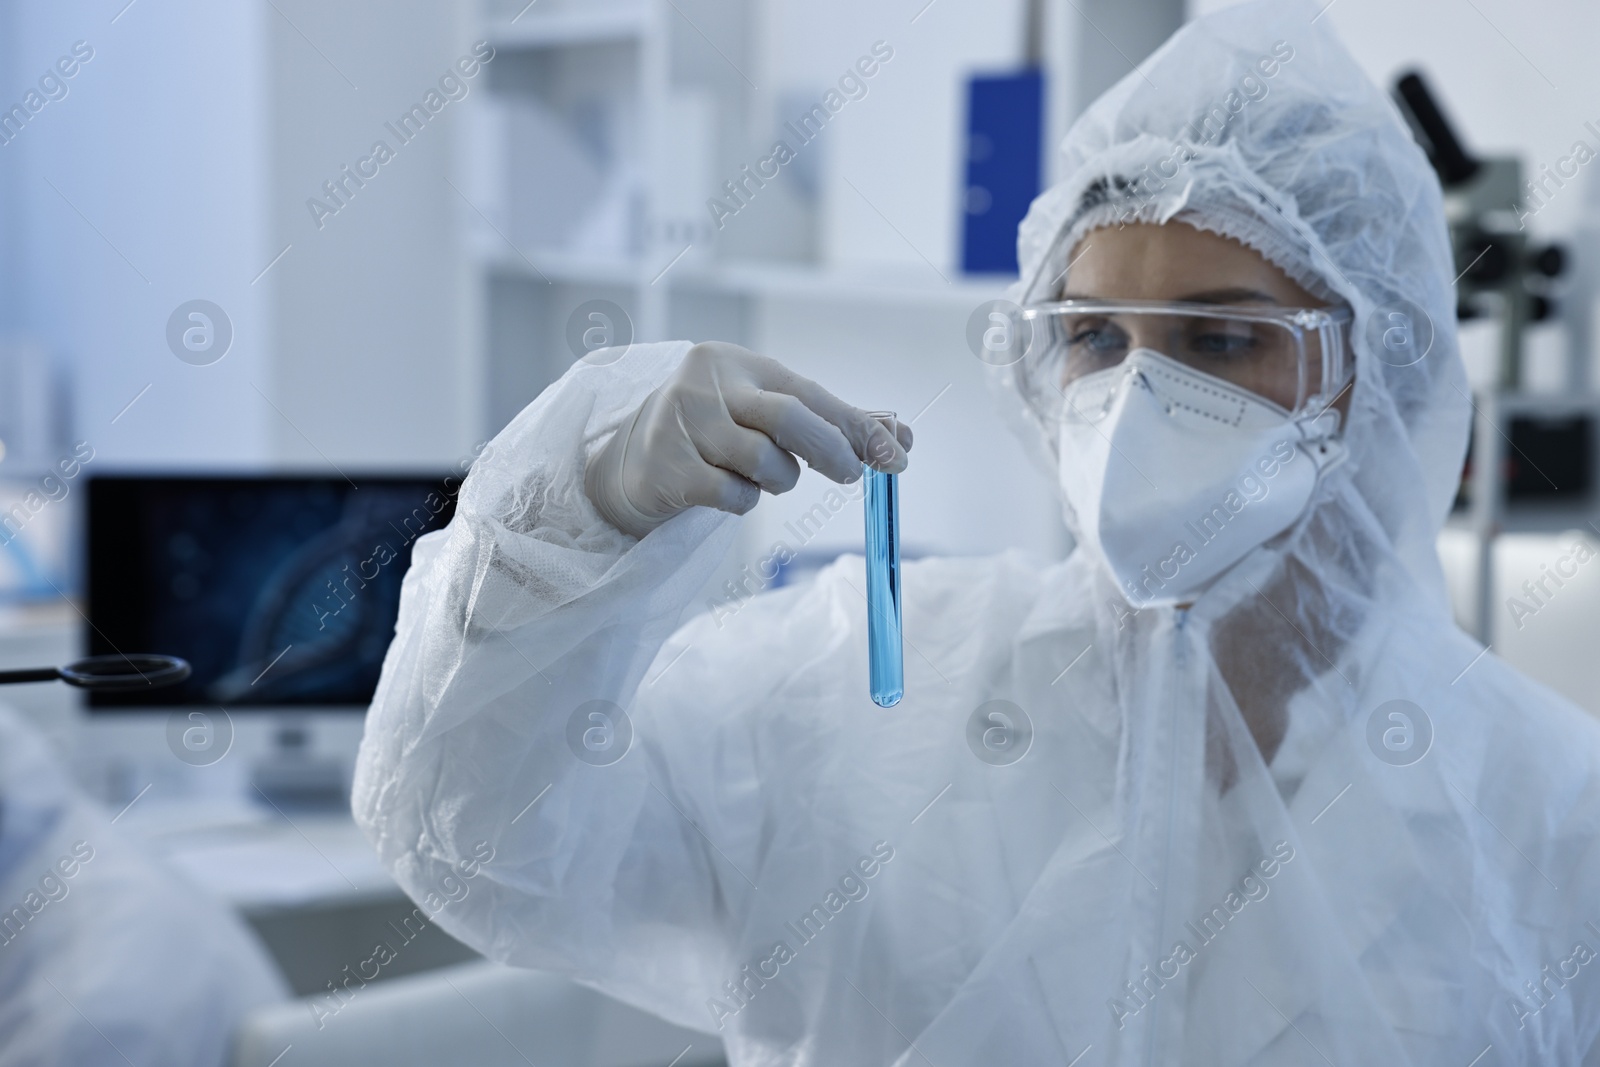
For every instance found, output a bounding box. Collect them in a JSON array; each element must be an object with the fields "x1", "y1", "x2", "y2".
[{"x1": 864, "y1": 412, "x2": 903, "y2": 708}]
